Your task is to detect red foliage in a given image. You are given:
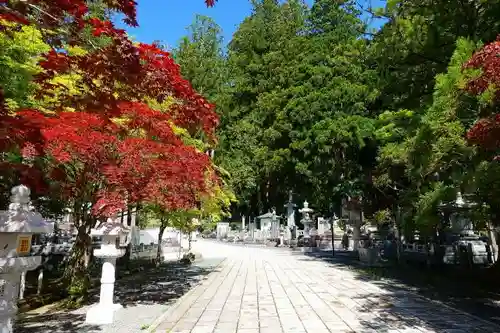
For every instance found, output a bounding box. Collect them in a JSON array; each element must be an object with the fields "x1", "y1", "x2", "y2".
[
  {"x1": 34, "y1": 20, "x2": 218, "y2": 136},
  {"x1": 6, "y1": 104, "x2": 216, "y2": 217},
  {"x1": 0, "y1": 0, "x2": 137, "y2": 28},
  {"x1": 463, "y1": 38, "x2": 500, "y2": 99},
  {"x1": 0, "y1": 0, "x2": 220, "y2": 217},
  {"x1": 467, "y1": 115, "x2": 500, "y2": 150},
  {"x1": 464, "y1": 38, "x2": 500, "y2": 152}
]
